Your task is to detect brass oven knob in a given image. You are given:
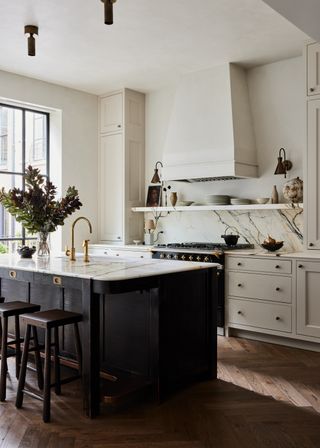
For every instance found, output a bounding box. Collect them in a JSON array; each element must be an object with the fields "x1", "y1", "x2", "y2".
[
  {"x1": 181, "y1": 255, "x2": 186, "y2": 260},
  {"x1": 173, "y1": 254, "x2": 179, "y2": 260},
  {"x1": 160, "y1": 253, "x2": 165, "y2": 259},
  {"x1": 189, "y1": 255, "x2": 194, "y2": 261},
  {"x1": 204, "y1": 256, "x2": 209, "y2": 262},
  {"x1": 166, "y1": 254, "x2": 171, "y2": 259},
  {"x1": 196, "y1": 256, "x2": 201, "y2": 262}
]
